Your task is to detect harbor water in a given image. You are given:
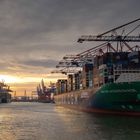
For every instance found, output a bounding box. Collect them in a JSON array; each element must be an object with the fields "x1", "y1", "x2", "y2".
[{"x1": 0, "y1": 102, "x2": 140, "y2": 140}]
